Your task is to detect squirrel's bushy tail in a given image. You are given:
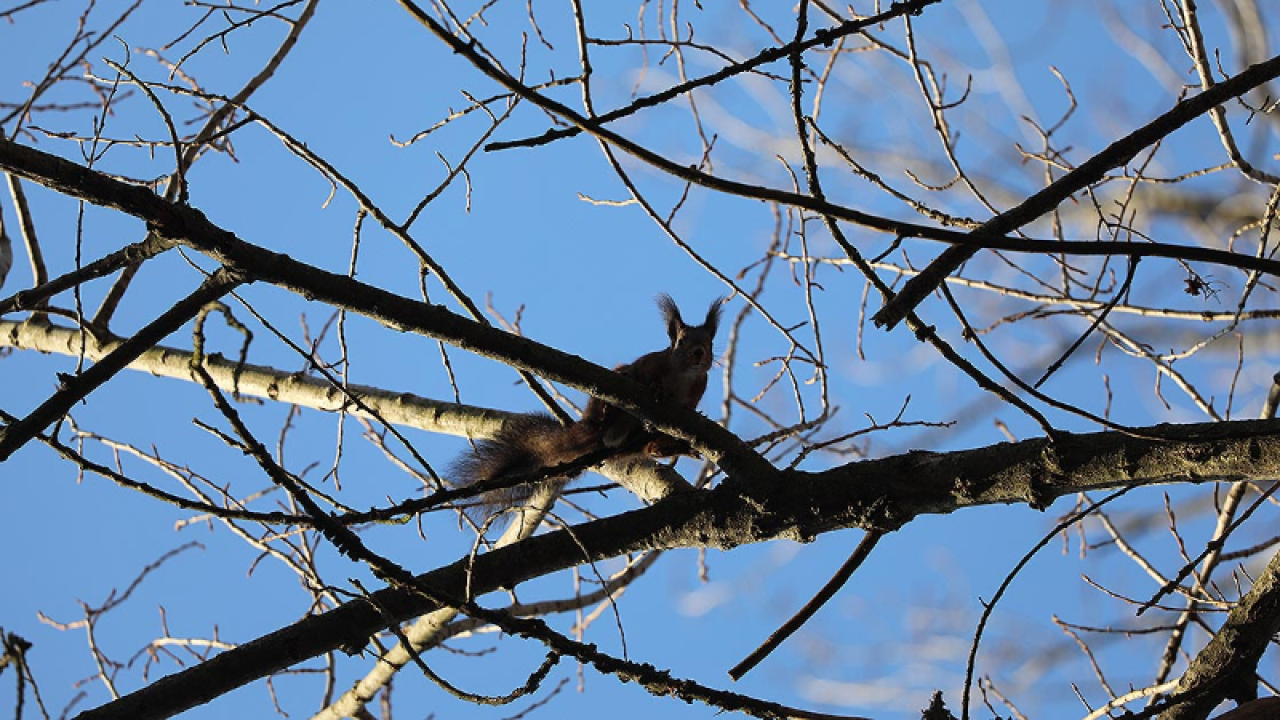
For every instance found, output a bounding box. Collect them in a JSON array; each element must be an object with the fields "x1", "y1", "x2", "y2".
[{"x1": 450, "y1": 413, "x2": 603, "y2": 523}]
